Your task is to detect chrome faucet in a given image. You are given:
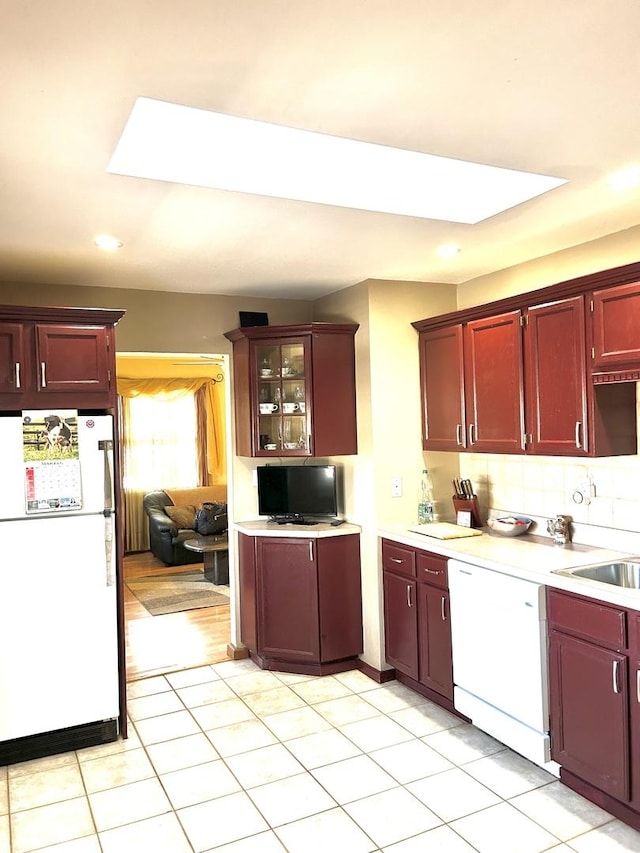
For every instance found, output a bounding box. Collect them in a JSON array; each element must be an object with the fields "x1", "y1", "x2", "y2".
[{"x1": 547, "y1": 514, "x2": 572, "y2": 545}]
